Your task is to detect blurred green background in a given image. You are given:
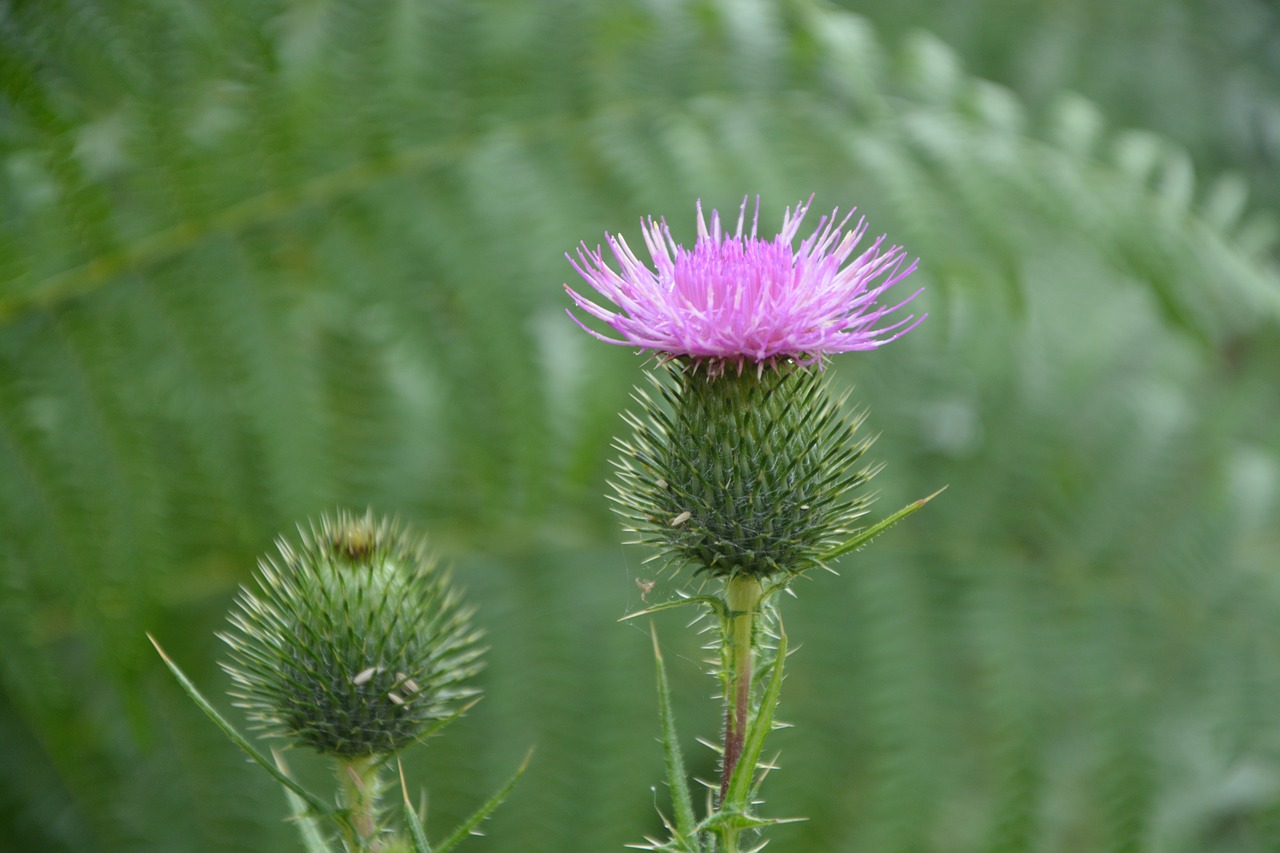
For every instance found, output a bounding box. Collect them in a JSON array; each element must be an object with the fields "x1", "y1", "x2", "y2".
[{"x1": 3, "y1": 0, "x2": 1280, "y2": 850}]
